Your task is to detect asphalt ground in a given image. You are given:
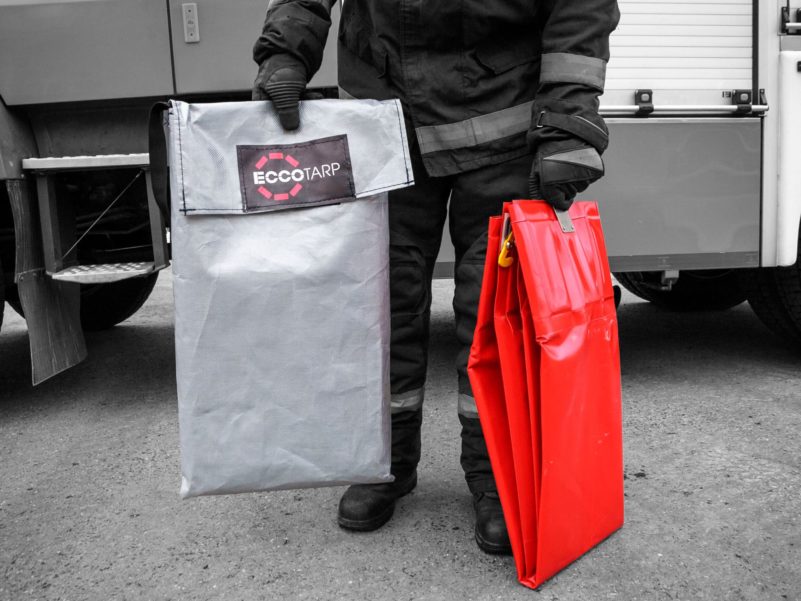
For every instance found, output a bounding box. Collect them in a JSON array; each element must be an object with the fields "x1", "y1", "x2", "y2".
[{"x1": 1, "y1": 272, "x2": 800, "y2": 601}]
